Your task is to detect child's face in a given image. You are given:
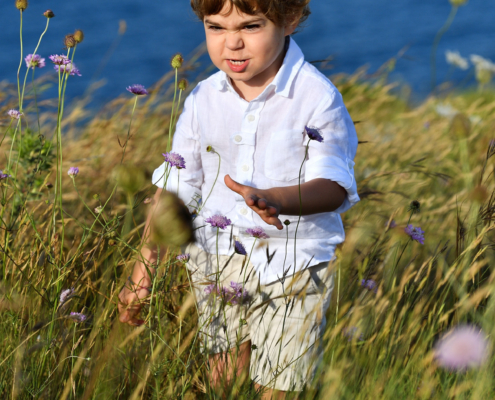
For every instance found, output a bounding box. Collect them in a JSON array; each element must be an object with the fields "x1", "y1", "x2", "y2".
[{"x1": 203, "y1": 4, "x2": 296, "y2": 89}]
